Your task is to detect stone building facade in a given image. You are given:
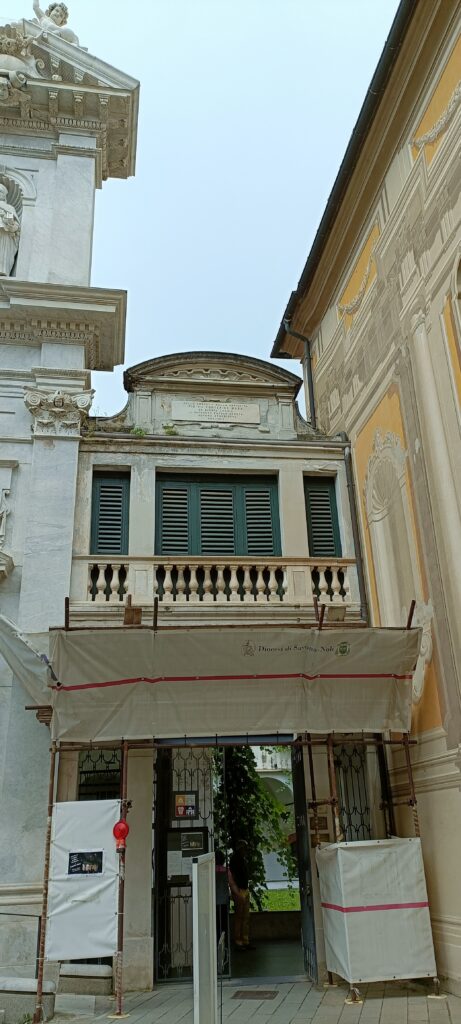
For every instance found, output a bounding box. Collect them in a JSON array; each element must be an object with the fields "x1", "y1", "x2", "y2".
[
  {"x1": 0, "y1": 6, "x2": 364, "y2": 991},
  {"x1": 272, "y1": 0, "x2": 461, "y2": 994}
]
